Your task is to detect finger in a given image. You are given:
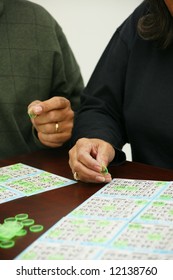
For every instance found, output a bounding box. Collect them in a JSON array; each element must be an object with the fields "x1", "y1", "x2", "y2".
[
  {"x1": 37, "y1": 130, "x2": 71, "y2": 147},
  {"x1": 74, "y1": 169, "x2": 112, "y2": 183},
  {"x1": 34, "y1": 114, "x2": 73, "y2": 135},
  {"x1": 39, "y1": 97, "x2": 70, "y2": 113},
  {"x1": 96, "y1": 143, "x2": 115, "y2": 167},
  {"x1": 28, "y1": 97, "x2": 70, "y2": 119},
  {"x1": 76, "y1": 166, "x2": 112, "y2": 183},
  {"x1": 28, "y1": 100, "x2": 42, "y2": 119},
  {"x1": 33, "y1": 108, "x2": 74, "y2": 126},
  {"x1": 35, "y1": 122, "x2": 60, "y2": 134},
  {"x1": 69, "y1": 155, "x2": 112, "y2": 183},
  {"x1": 73, "y1": 145, "x2": 102, "y2": 173},
  {"x1": 76, "y1": 145, "x2": 112, "y2": 175},
  {"x1": 69, "y1": 146, "x2": 112, "y2": 183},
  {"x1": 73, "y1": 139, "x2": 111, "y2": 173}
]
